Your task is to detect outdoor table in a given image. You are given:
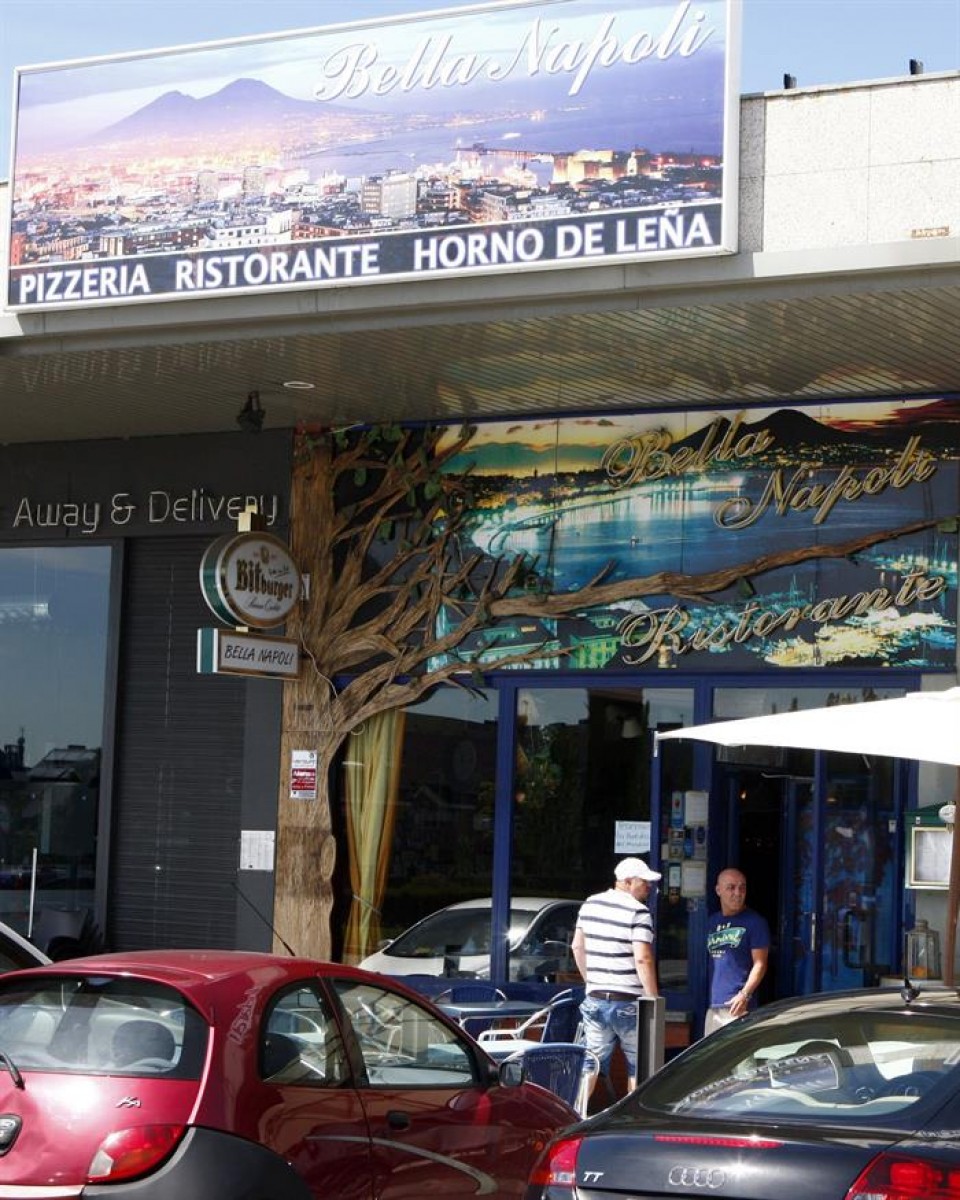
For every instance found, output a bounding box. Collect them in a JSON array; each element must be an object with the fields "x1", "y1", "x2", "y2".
[{"x1": 437, "y1": 998, "x2": 543, "y2": 1028}]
